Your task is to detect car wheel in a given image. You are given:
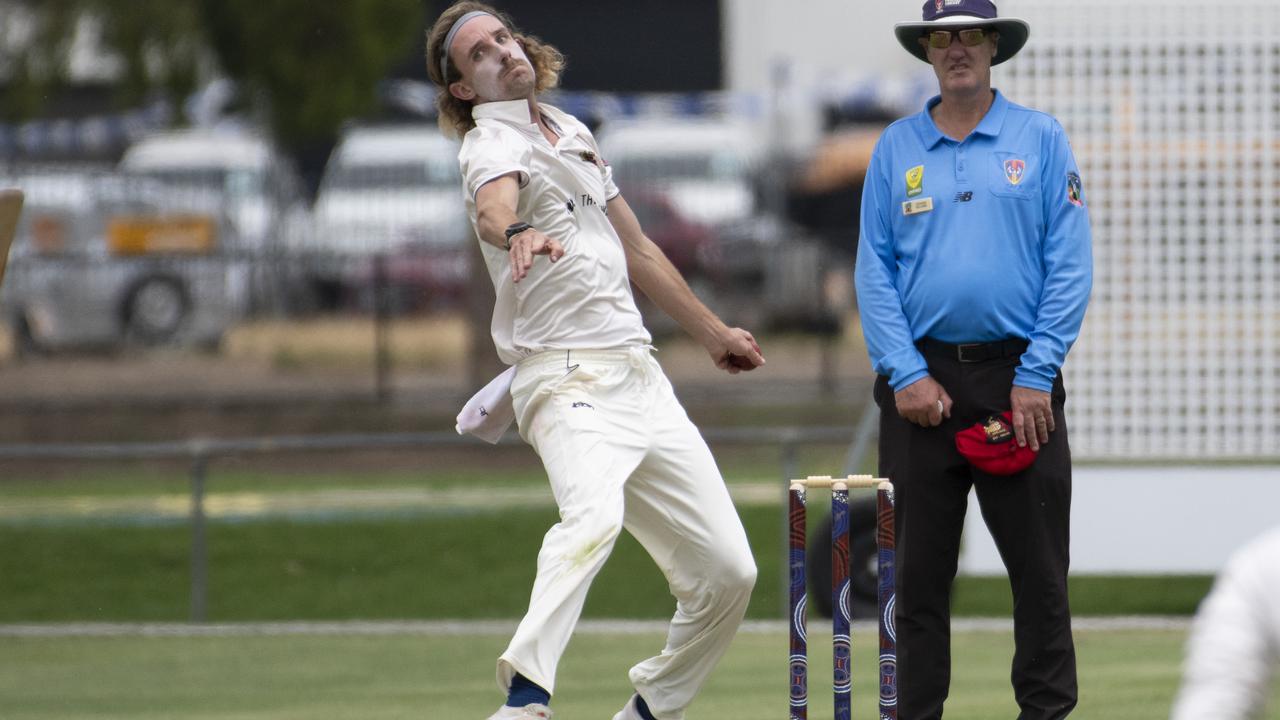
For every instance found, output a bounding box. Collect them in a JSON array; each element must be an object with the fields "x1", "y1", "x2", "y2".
[
  {"x1": 124, "y1": 275, "x2": 189, "y2": 344},
  {"x1": 806, "y1": 495, "x2": 880, "y2": 619},
  {"x1": 10, "y1": 313, "x2": 42, "y2": 360}
]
